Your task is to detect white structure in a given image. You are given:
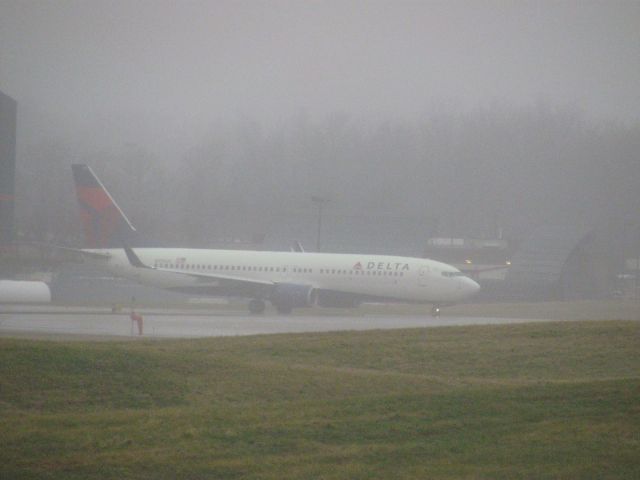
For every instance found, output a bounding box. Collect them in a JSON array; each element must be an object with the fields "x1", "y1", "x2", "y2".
[{"x1": 0, "y1": 280, "x2": 51, "y2": 304}]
